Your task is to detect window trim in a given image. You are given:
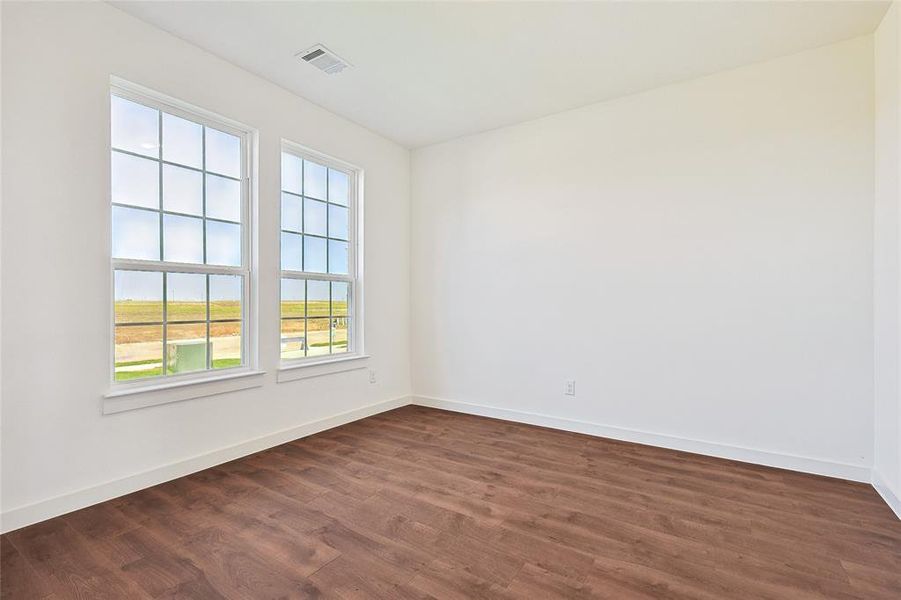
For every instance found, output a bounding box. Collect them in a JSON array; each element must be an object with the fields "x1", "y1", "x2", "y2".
[
  {"x1": 278, "y1": 139, "x2": 364, "y2": 370},
  {"x1": 107, "y1": 77, "x2": 259, "y2": 398}
]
